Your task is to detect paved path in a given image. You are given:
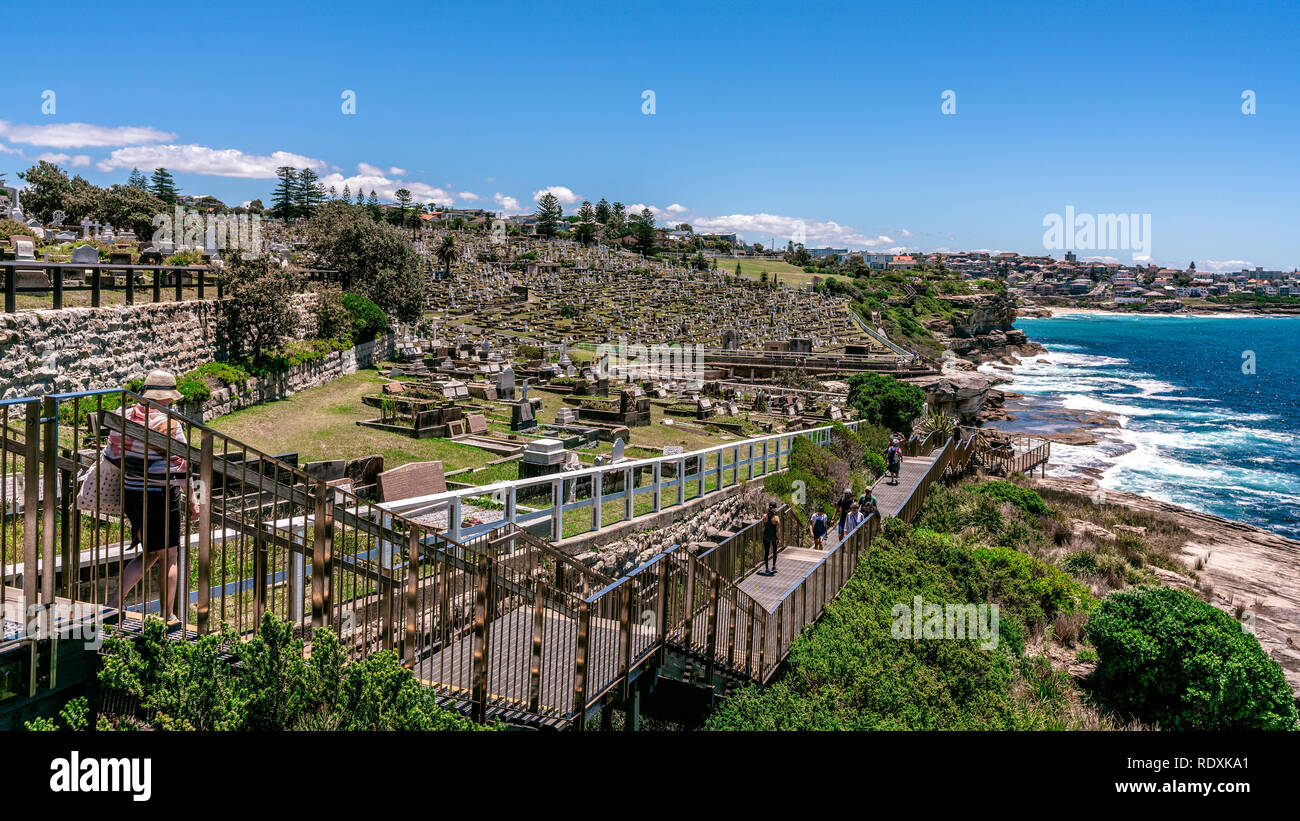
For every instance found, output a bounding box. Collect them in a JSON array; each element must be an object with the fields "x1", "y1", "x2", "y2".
[{"x1": 736, "y1": 547, "x2": 833, "y2": 612}]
